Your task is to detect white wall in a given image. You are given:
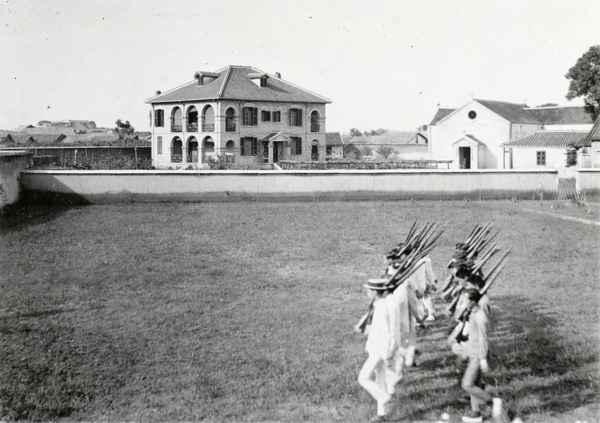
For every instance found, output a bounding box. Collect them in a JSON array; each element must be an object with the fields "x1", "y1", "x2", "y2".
[
  {"x1": 511, "y1": 147, "x2": 567, "y2": 169},
  {"x1": 0, "y1": 151, "x2": 32, "y2": 208},
  {"x1": 20, "y1": 169, "x2": 560, "y2": 203}
]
